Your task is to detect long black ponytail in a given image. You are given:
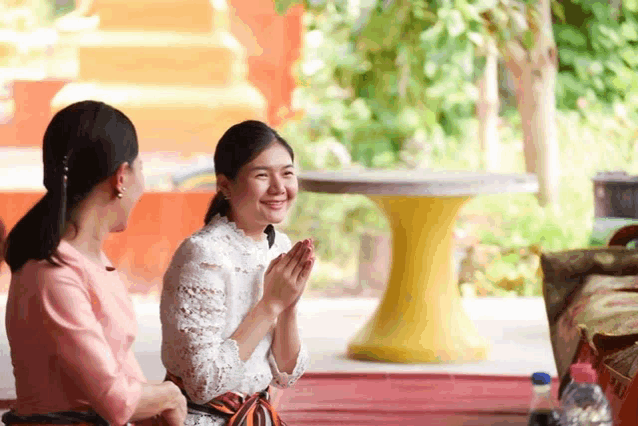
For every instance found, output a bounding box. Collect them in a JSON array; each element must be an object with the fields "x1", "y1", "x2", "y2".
[
  {"x1": 5, "y1": 100, "x2": 138, "y2": 273},
  {"x1": 204, "y1": 120, "x2": 295, "y2": 248},
  {"x1": 0, "y1": 217, "x2": 6, "y2": 270}
]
